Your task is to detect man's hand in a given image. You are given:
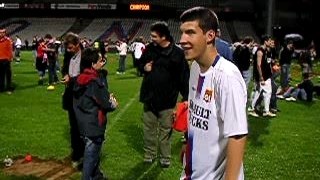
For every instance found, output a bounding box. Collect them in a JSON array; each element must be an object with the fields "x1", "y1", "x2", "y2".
[
  {"x1": 61, "y1": 75, "x2": 70, "y2": 84},
  {"x1": 180, "y1": 144, "x2": 187, "y2": 163},
  {"x1": 144, "y1": 61, "x2": 153, "y2": 72},
  {"x1": 109, "y1": 93, "x2": 118, "y2": 109}
]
